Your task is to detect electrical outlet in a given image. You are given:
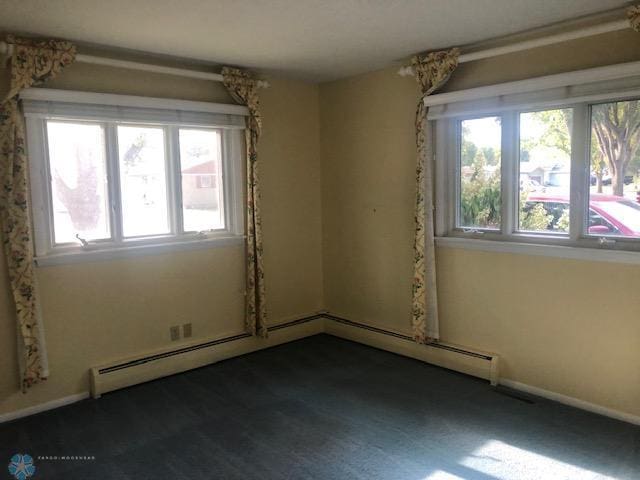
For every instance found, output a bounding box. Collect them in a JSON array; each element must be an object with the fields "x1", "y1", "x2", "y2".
[
  {"x1": 169, "y1": 326, "x2": 180, "y2": 341},
  {"x1": 182, "y1": 323, "x2": 192, "y2": 338}
]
